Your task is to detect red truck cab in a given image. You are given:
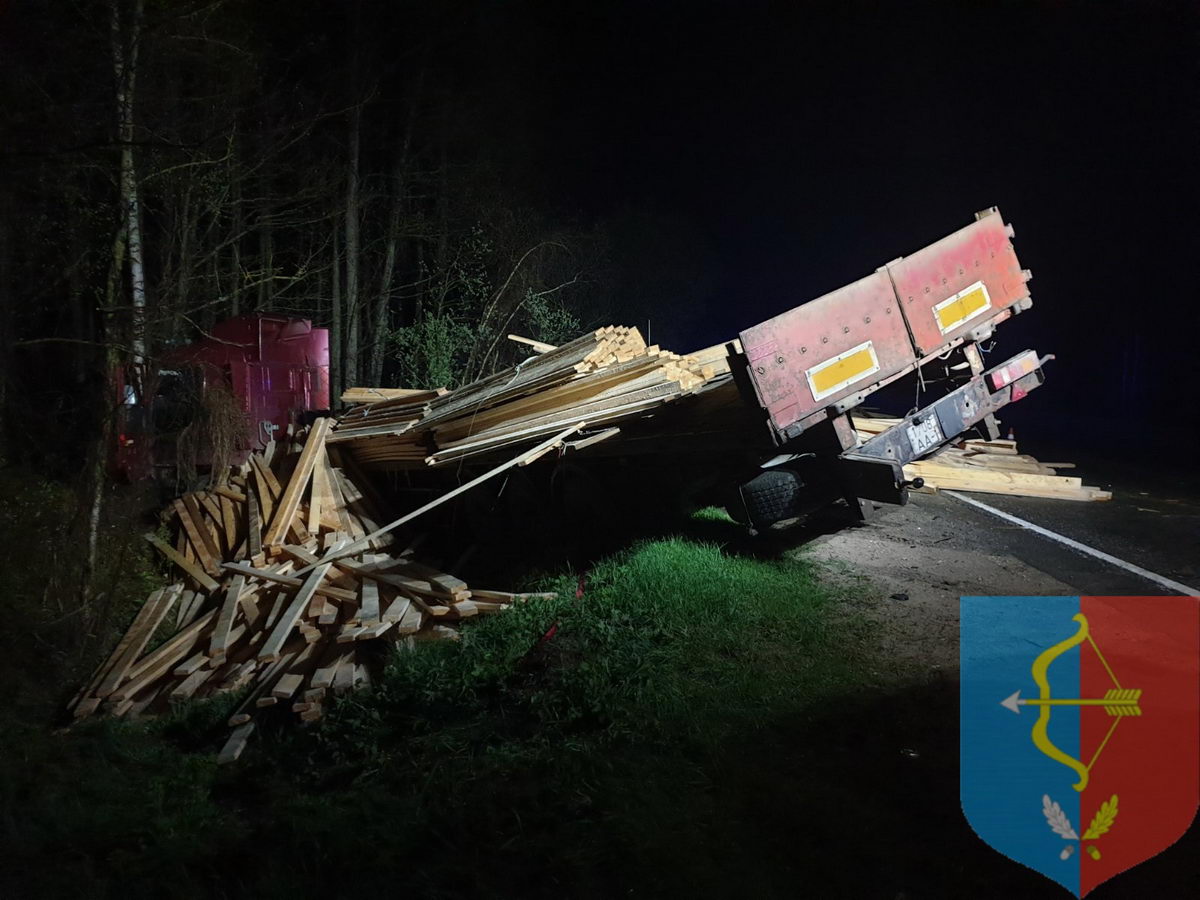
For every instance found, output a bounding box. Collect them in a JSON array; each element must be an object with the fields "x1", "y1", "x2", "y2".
[{"x1": 113, "y1": 314, "x2": 330, "y2": 481}]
